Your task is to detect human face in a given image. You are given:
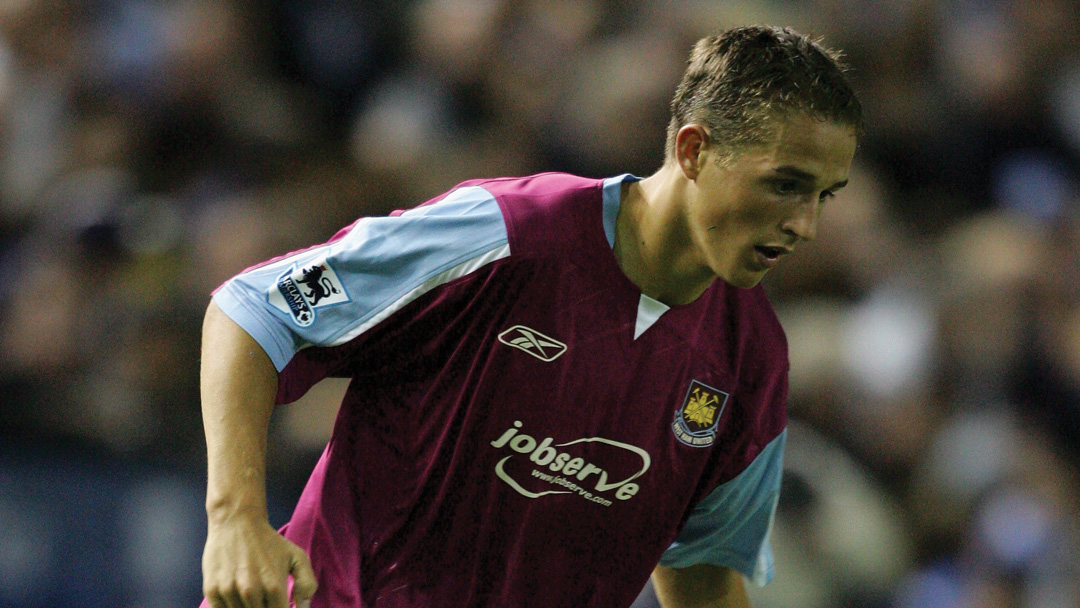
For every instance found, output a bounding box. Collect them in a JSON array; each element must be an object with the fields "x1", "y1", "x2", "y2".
[{"x1": 684, "y1": 112, "x2": 857, "y2": 289}]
